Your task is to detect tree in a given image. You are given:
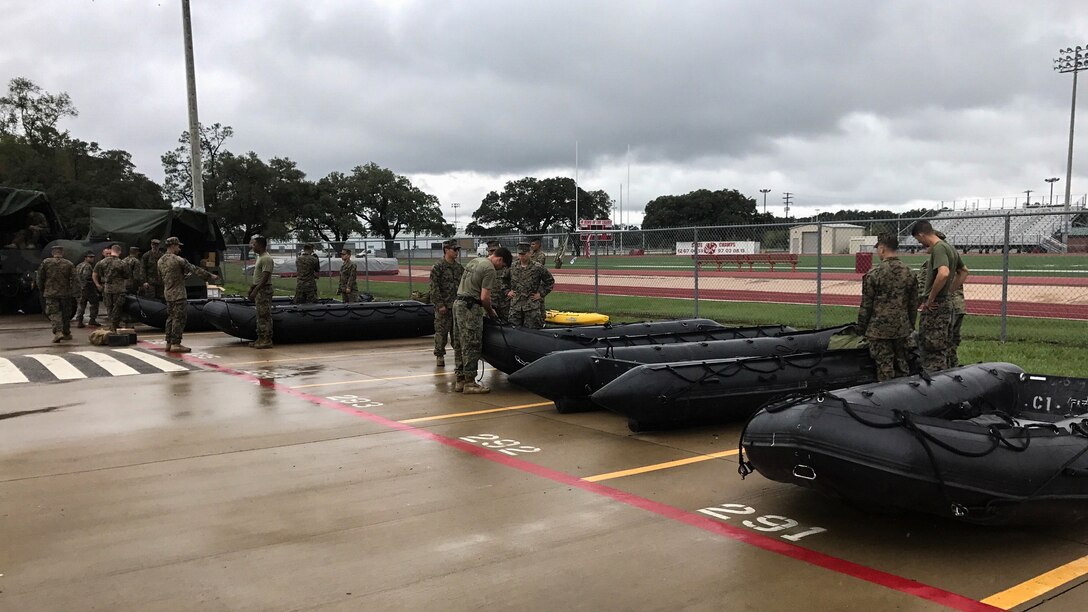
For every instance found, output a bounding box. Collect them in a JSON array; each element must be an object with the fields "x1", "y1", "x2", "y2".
[
  {"x1": 466, "y1": 176, "x2": 611, "y2": 235},
  {"x1": 291, "y1": 171, "x2": 366, "y2": 244},
  {"x1": 0, "y1": 77, "x2": 78, "y2": 148},
  {"x1": 642, "y1": 188, "x2": 758, "y2": 229},
  {"x1": 215, "y1": 152, "x2": 303, "y2": 243},
  {"x1": 348, "y1": 162, "x2": 451, "y2": 257},
  {"x1": 160, "y1": 122, "x2": 234, "y2": 209}
]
